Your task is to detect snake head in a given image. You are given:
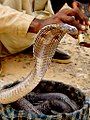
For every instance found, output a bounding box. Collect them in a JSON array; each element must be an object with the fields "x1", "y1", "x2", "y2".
[{"x1": 60, "y1": 23, "x2": 78, "y2": 39}]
